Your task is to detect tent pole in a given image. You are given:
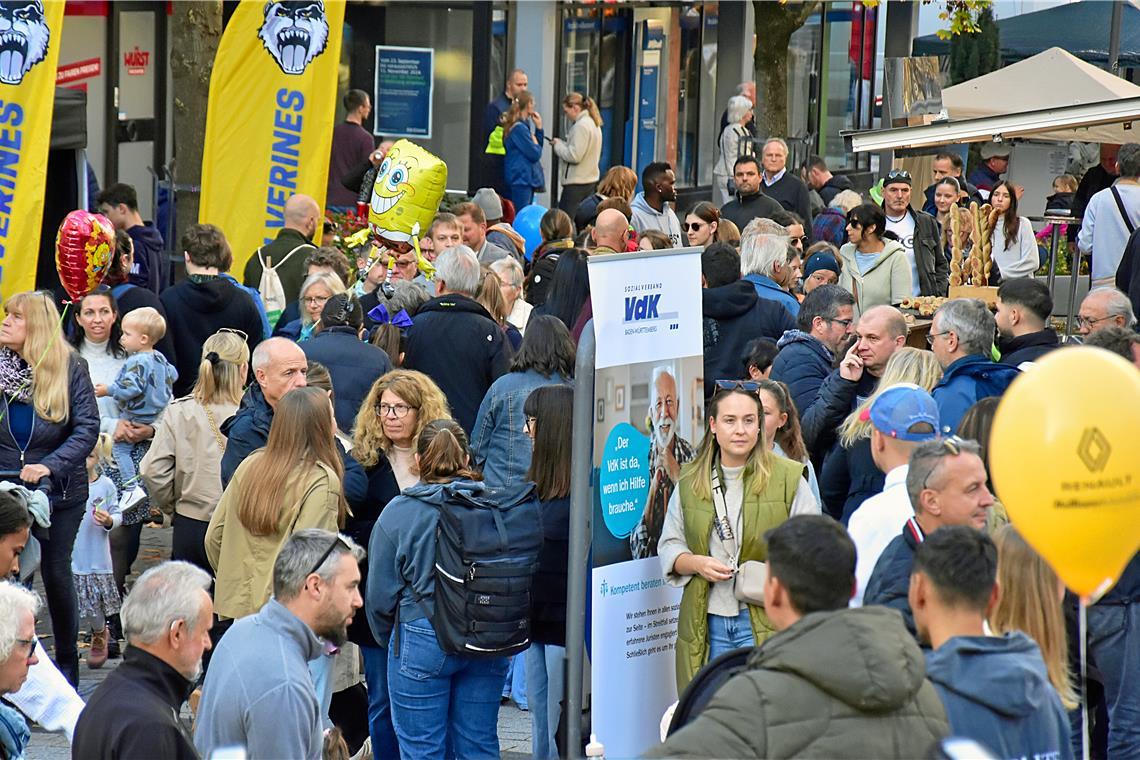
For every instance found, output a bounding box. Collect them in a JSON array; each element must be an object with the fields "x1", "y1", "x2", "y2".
[{"x1": 1108, "y1": 0, "x2": 1123, "y2": 77}]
